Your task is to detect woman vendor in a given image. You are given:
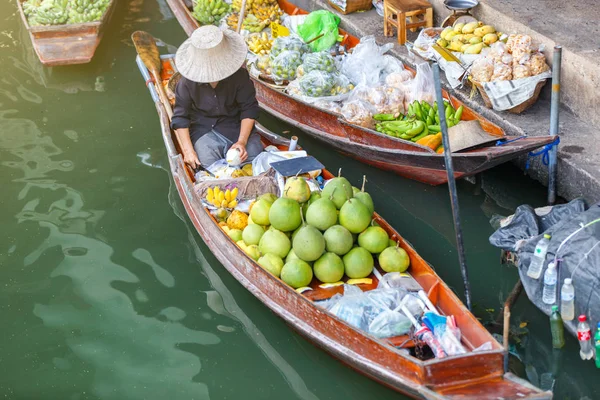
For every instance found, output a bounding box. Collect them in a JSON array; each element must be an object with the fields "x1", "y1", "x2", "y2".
[{"x1": 171, "y1": 25, "x2": 264, "y2": 169}]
